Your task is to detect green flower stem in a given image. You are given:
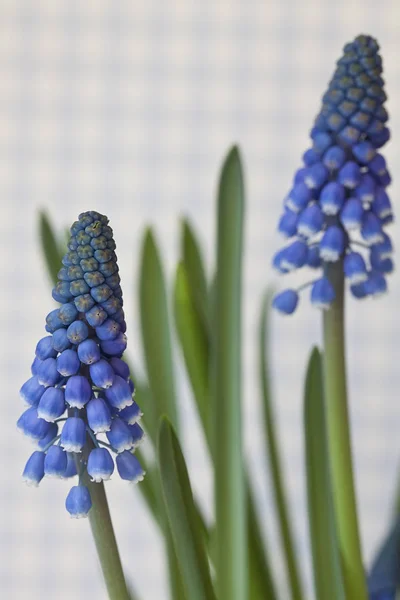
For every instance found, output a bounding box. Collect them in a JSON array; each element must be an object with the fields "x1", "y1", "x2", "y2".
[
  {"x1": 80, "y1": 443, "x2": 131, "y2": 600},
  {"x1": 323, "y1": 263, "x2": 367, "y2": 600}
]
